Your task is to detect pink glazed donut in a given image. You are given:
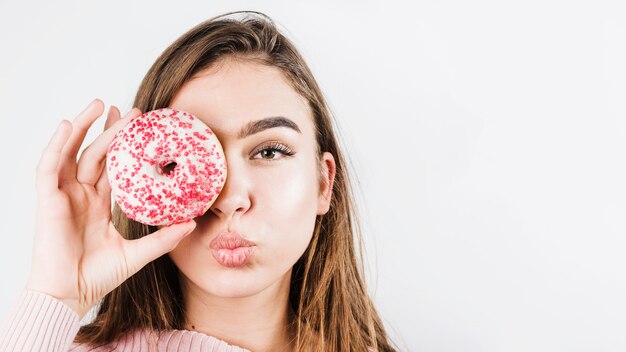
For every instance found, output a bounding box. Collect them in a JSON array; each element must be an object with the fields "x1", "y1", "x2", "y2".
[{"x1": 106, "y1": 108, "x2": 227, "y2": 226}]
